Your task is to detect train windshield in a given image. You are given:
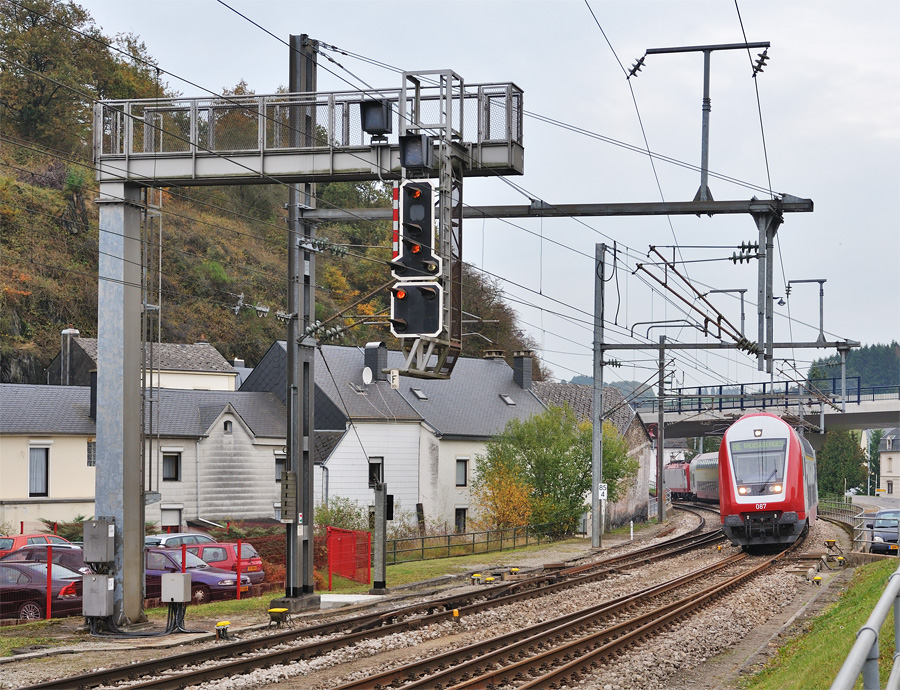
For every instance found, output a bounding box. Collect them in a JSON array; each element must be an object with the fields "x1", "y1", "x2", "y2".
[{"x1": 729, "y1": 438, "x2": 787, "y2": 488}]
